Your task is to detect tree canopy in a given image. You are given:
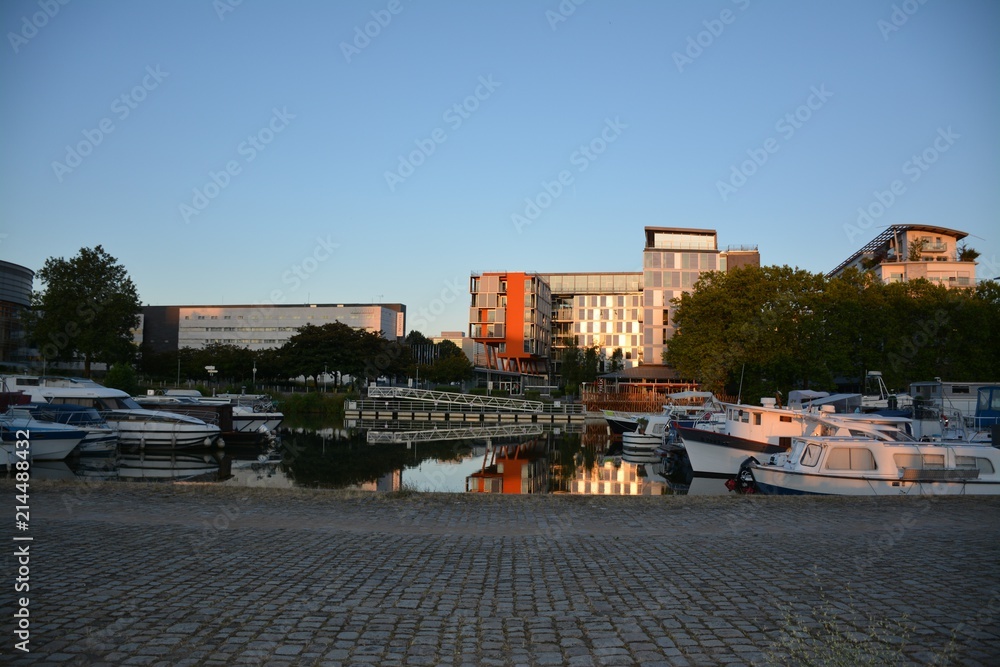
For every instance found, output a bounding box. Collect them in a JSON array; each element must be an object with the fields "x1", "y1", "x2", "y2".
[
  {"x1": 26, "y1": 245, "x2": 141, "y2": 375},
  {"x1": 665, "y1": 265, "x2": 1000, "y2": 399}
]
